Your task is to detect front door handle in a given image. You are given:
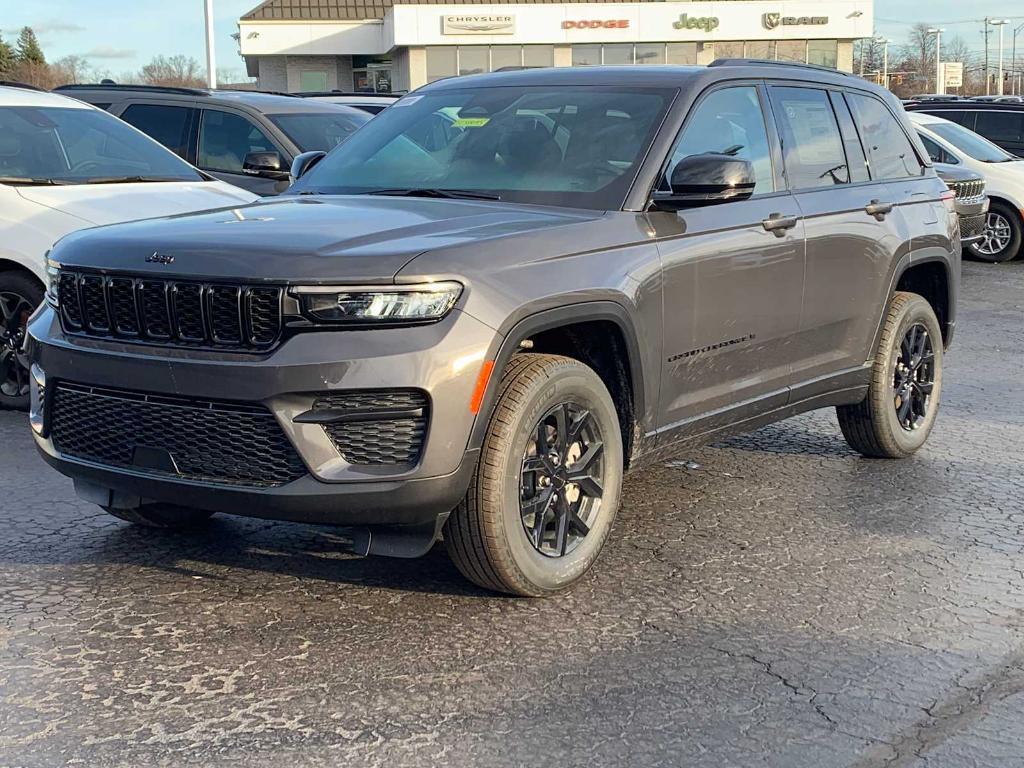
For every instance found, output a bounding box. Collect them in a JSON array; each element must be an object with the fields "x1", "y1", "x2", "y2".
[
  {"x1": 762, "y1": 213, "x2": 799, "y2": 237},
  {"x1": 865, "y1": 200, "x2": 895, "y2": 220}
]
